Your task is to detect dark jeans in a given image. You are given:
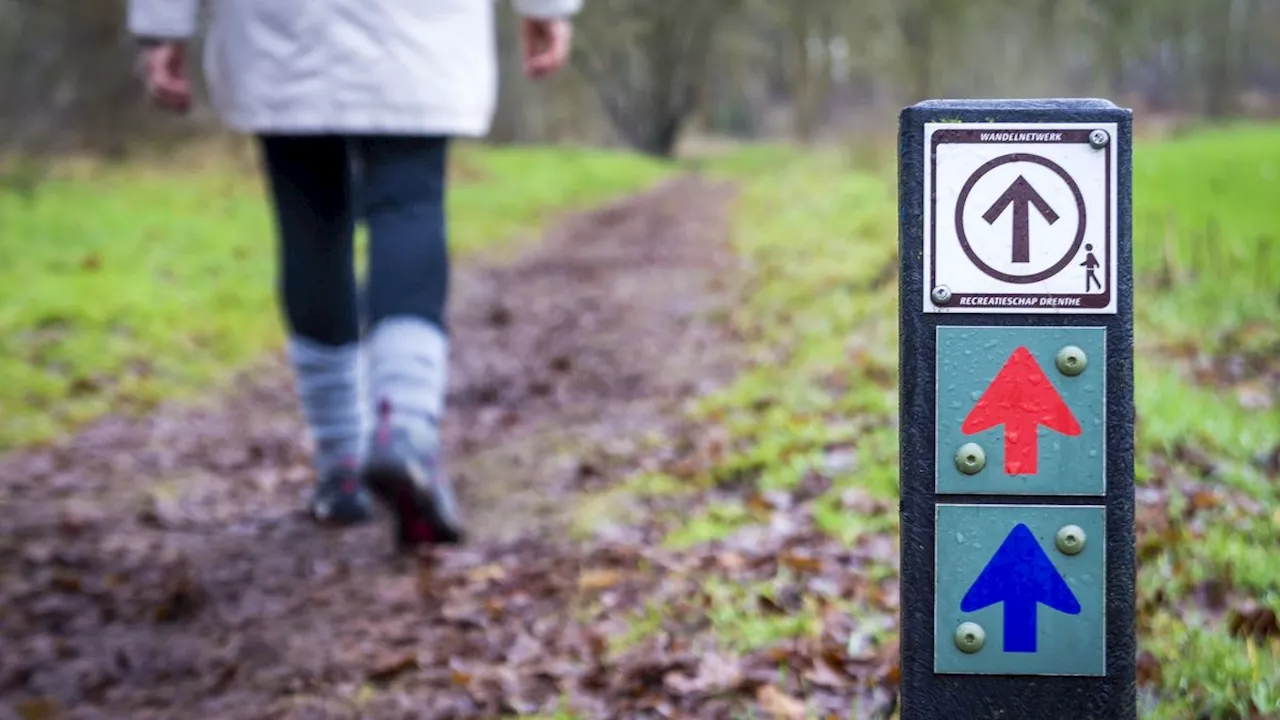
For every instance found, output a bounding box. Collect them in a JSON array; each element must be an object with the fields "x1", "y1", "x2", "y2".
[{"x1": 258, "y1": 135, "x2": 451, "y2": 347}]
